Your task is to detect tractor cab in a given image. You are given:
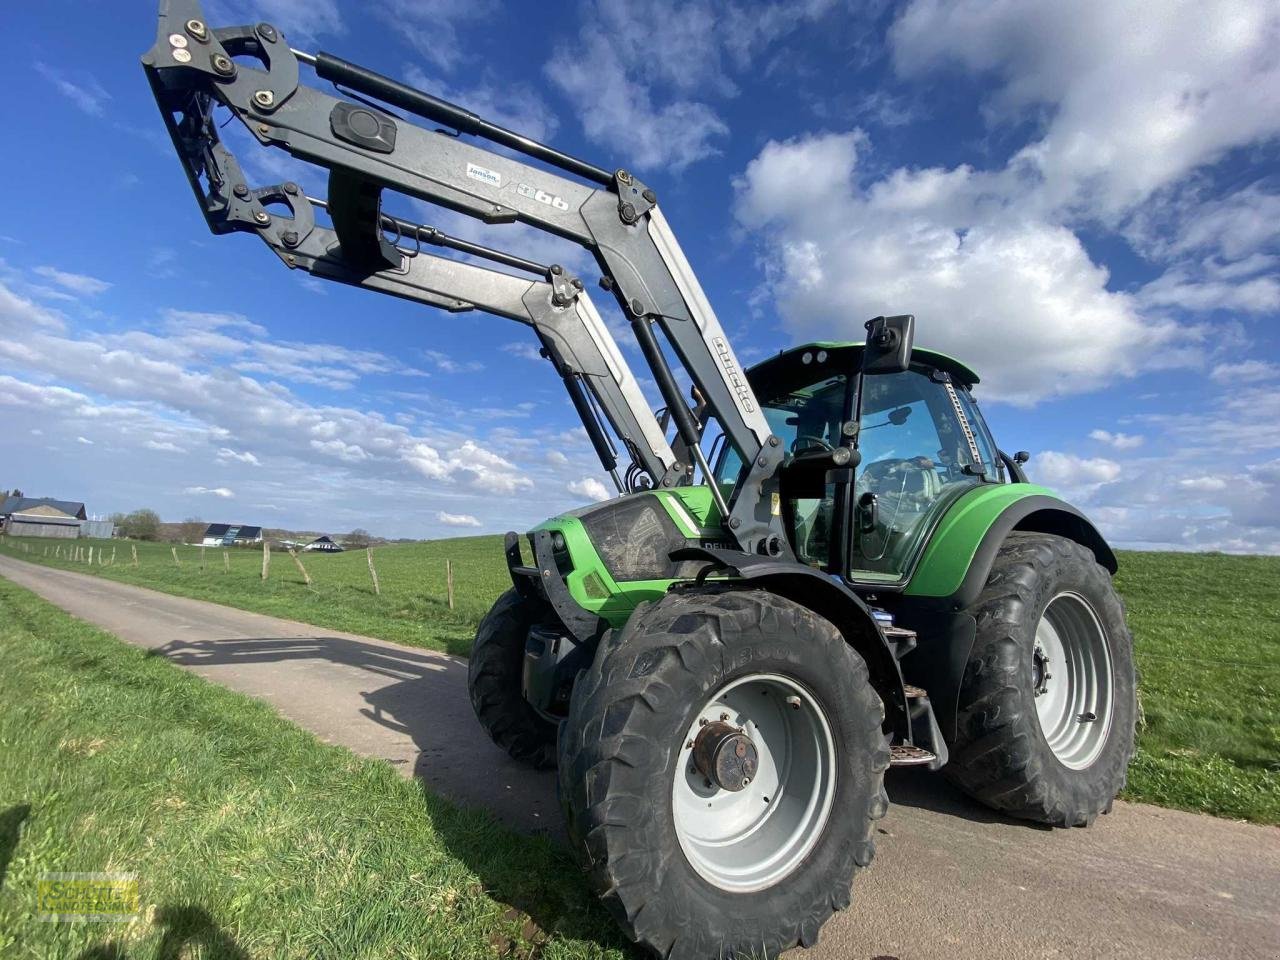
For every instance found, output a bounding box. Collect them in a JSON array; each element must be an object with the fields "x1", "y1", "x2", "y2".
[{"x1": 715, "y1": 340, "x2": 1004, "y2": 585}]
